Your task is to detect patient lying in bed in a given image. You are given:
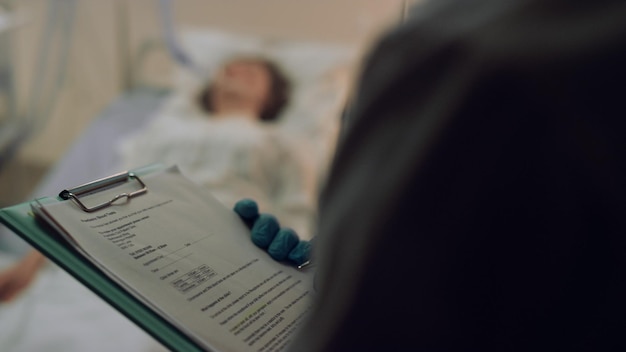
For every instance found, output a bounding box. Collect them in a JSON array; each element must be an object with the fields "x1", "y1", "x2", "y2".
[
  {"x1": 0, "y1": 55, "x2": 321, "y2": 303},
  {"x1": 118, "y1": 55, "x2": 318, "y2": 238}
]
